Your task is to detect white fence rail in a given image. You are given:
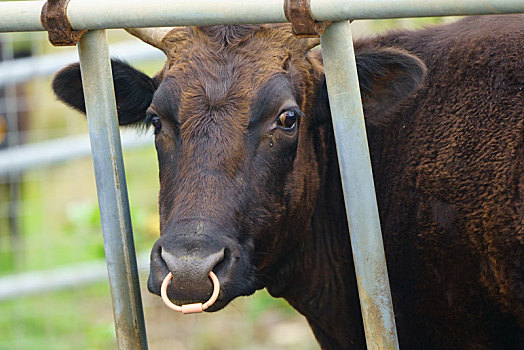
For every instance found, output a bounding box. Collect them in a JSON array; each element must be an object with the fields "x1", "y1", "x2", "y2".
[
  {"x1": 0, "y1": 39, "x2": 163, "y2": 87},
  {"x1": 0, "y1": 131, "x2": 153, "y2": 177},
  {"x1": 0, "y1": 252, "x2": 150, "y2": 301}
]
